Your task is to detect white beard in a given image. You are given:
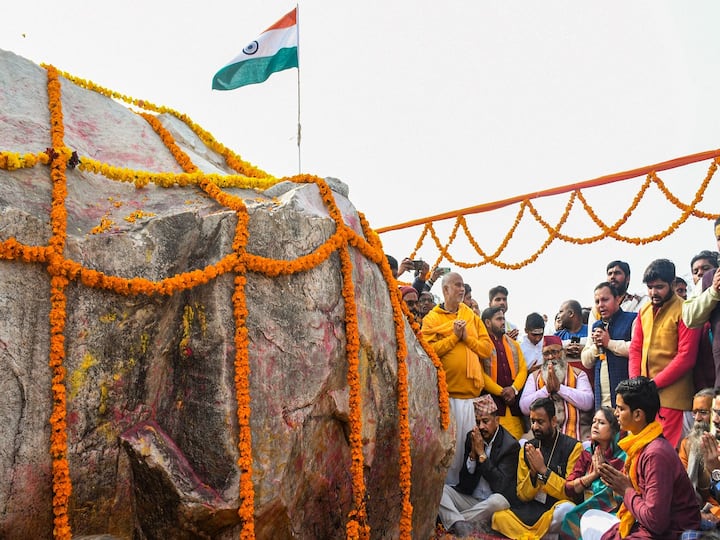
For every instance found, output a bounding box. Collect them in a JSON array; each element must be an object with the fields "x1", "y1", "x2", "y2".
[
  {"x1": 541, "y1": 360, "x2": 567, "y2": 383},
  {"x1": 686, "y1": 421, "x2": 709, "y2": 498}
]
